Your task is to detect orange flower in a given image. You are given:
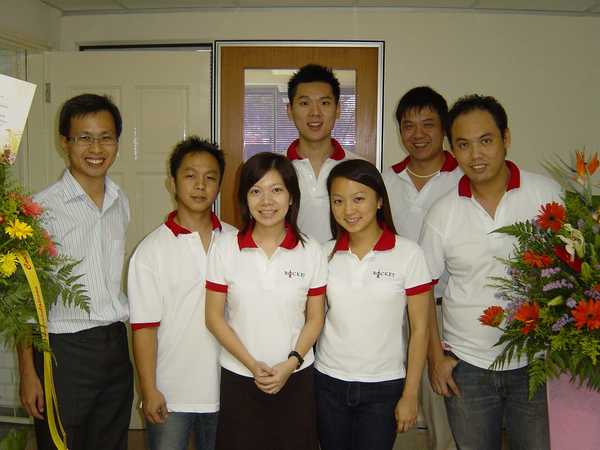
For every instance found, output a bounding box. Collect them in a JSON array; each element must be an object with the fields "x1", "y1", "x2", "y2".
[
  {"x1": 522, "y1": 250, "x2": 553, "y2": 268},
  {"x1": 589, "y1": 153, "x2": 599, "y2": 175},
  {"x1": 576, "y1": 151, "x2": 599, "y2": 179},
  {"x1": 536, "y1": 202, "x2": 565, "y2": 232},
  {"x1": 572, "y1": 299, "x2": 600, "y2": 330},
  {"x1": 479, "y1": 306, "x2": 505, "y2": 327},
  {"x1": 514, "y1": 302, "x2": 540, "y2": 335}
]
